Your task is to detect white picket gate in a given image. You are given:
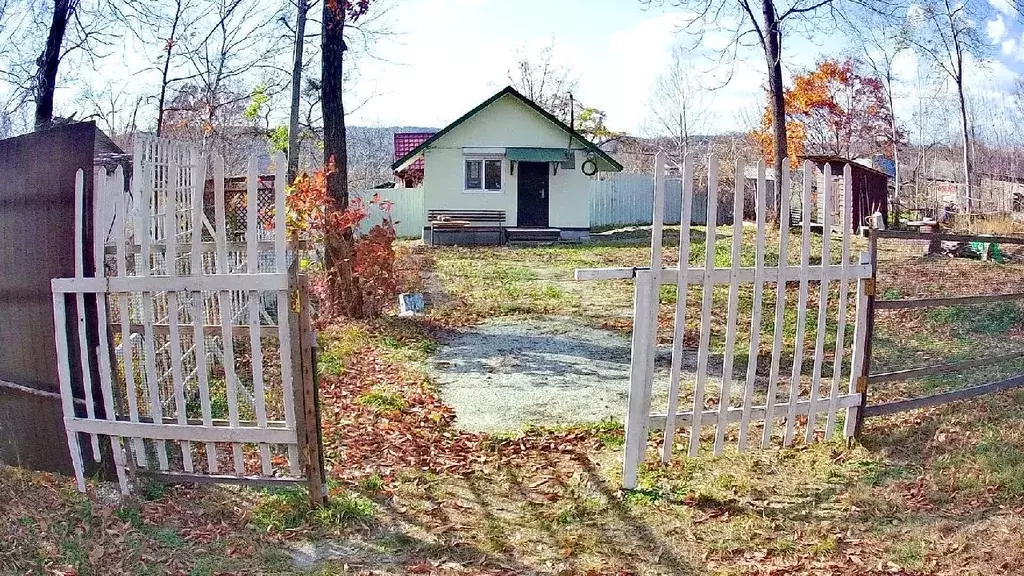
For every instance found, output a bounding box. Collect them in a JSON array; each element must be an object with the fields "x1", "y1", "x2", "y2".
[
  {"x1": 576, "y1": 153, "x2": 872, "y2": 488},
  {"x1": 52, "y1": 137, "x2": 323, "y2": 496}
]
